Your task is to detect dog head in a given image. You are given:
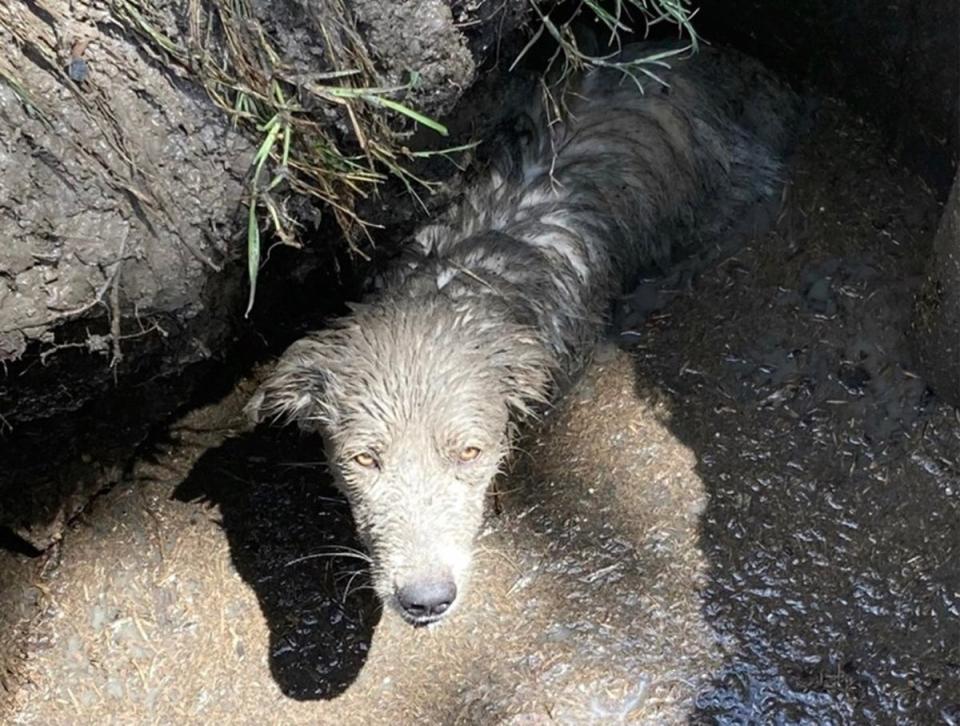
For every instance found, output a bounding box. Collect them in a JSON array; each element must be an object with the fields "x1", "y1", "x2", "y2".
[{"x1": 247, "y1": 295, "x2": 552, "y2": 625}]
